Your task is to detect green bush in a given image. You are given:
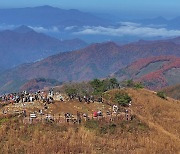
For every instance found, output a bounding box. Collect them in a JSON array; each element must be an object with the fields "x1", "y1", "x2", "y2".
[
  {"x1": 123, "y1": 80, "x2": 144, "y2": 89},
  {"x1": 114, "y1": 92, "x2": 132, "y2": 107},
  {"x1": 65, "y1": 88, "x2": 77, "y2": 96},
  {"x1": 109, "y1": 78, "x2": 119, "y2": 89},
  {"x1": 134, "y1": 83, "x2": 144, "y2": 89},
  {"x1": 84, "y1": 120, "x2": 99, "y2": 130},
  {"x1": 98, "y1": 123, "x2": 117, "y2": 135},
  {"x1": 0, "y1": 117, "x2": 9, "y2": 126},
  {"x1": 90, "y1": 79, "x2": 104, "y2": 96},
  {"x1": 126, "y1": 80, "x2": 134, "y2": 87},
  {"x1": 108, "y1": 123, "x2": 116, "y2": 134},
  {"x1": 90, "y1": 78, "x2": 119, "y2": 96},
  {"x1": 90, "y1": 79, "x2": 111, "y2": 96},
  {"x1": 157, "y1": 91, "x2": 167, "y2": 99},
  {"x1": 99, "y1": 126, "x2": 108, "y2": 134}
]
